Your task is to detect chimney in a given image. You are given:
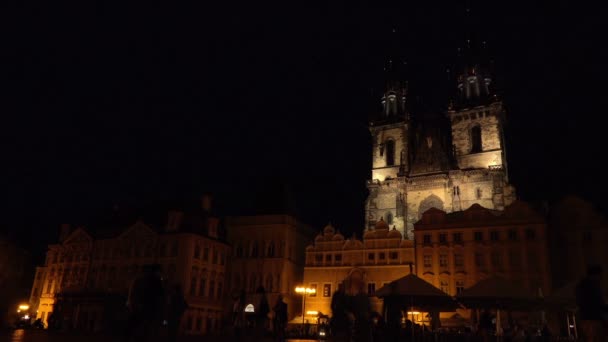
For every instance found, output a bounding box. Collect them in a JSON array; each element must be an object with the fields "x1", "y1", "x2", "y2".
[
  {"x1": 166, "y1": 210, "x2": 184, "y2": 232},
  {"x1": 201, "y1": 194, "x2": 212, "y2": 212},
  {"x1": 59, "y1": 224, "x2": 71, "y2": 242},
  {"x1": 207, "y1": 217, "x2": 219, "y2": 239}
]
